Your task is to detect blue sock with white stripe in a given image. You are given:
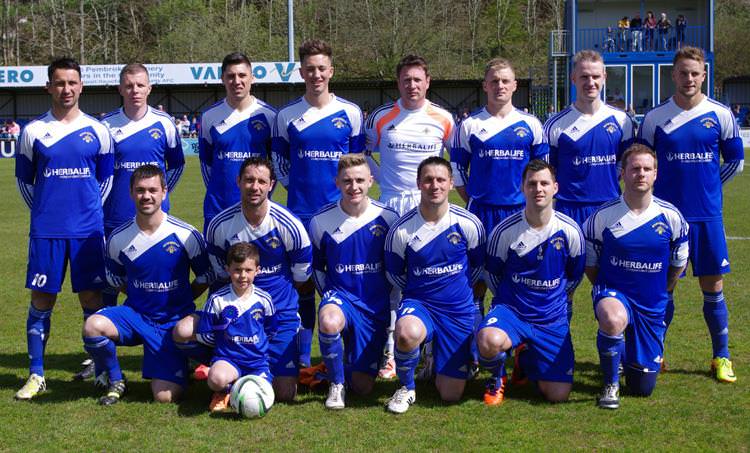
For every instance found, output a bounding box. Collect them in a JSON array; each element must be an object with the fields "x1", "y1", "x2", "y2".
[
  {"x1": 27, "y1": 304, "x2": 51, "y2": 377},
  {"x1": 83, "y1": 335, "x2": 122, "y2": 382},
  {"x1": 479, "y1": 350, "x2": 507, "y2": 387},
  {"x1": 597, "y1": 330, "x2": 624, "y2": 385},
  {"x1": 394, "y1": 347, "x2": 420, "y2": 390},
  {"x1": 703, "y1": 291, "x2": 730, "y2": 358},
  {"x1": 319, "y1": 331, "x2": 344, "y2": 384}
]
